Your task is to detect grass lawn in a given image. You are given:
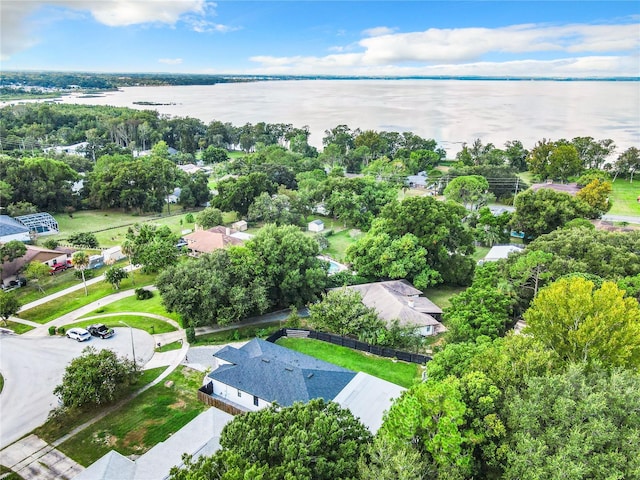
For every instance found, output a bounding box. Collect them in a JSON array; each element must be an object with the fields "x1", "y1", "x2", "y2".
[
  {"x1": 155, "y1": 341, "x2": 183, "y2": 352},
  {"x1": 3, "y1": 321, "x2": 34, "y2": 335},
  {"x1": 473, "y1": 246, "x2": 491, "y2": 262},
  {"x1": 58, "y1": 366, "x2": 208, "y2": 466},
  {"x1": 19, "y1": 273, "x2": 157, "y2": 324},
  {"x1": 62, "y1": 315, "x2": 177, "y2": 335},
  {"x1": 0, "y1": 466, "x2": 23, "y2": 480},
  {"x1": 80, "y1": 293, "x2": 180, "y2": 322},
  {"x1": 276, "y1": 338, "x2": 421, "y2": 388},
  {"x1": 324, "y1": 229, "x2": 362, "y2": 262},
  {"x1": 34, "y1": 367, "x2": 166, "y2": 444},
  {"x1": 422, "y1": 286, "x2": 465, "y2": 310},
  {"x1": 609, "y1": 179, "x2": 640, "y2": 217},
  {"x1": 193, "y1": 321, "x2": 282, "y2": 345}
]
